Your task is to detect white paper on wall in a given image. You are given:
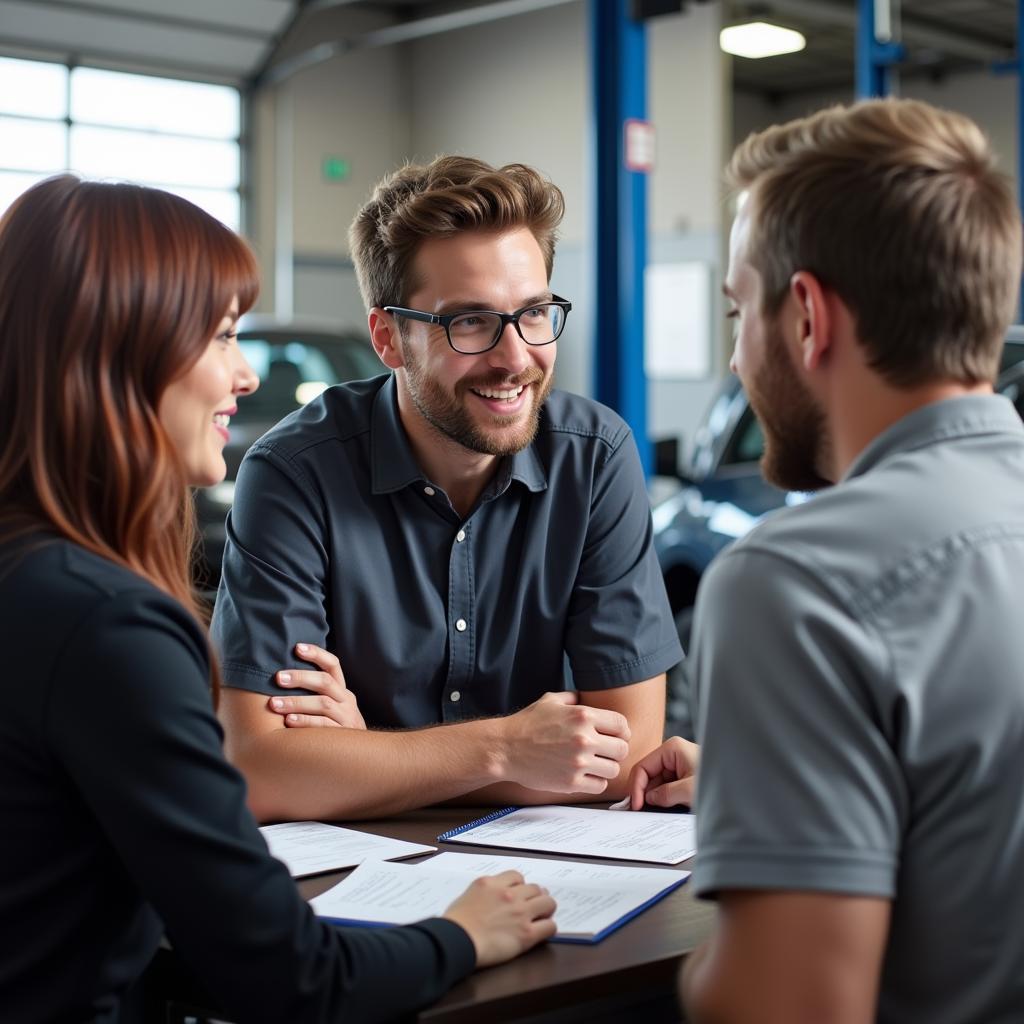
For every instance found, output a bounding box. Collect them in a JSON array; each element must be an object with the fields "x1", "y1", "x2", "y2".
[{"x1": 644, "y1": 261, "x2": 712, "y2": 380}]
